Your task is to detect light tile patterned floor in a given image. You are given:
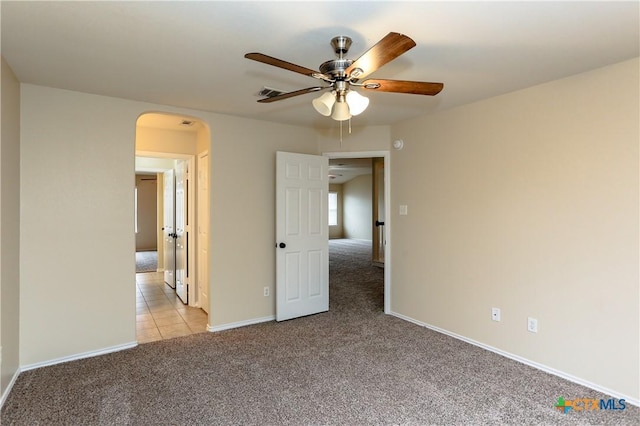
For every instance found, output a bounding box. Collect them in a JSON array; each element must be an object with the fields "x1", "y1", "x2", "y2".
[{"x1": 136, "y1": 272, "x2": 209, "y2": 344}]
